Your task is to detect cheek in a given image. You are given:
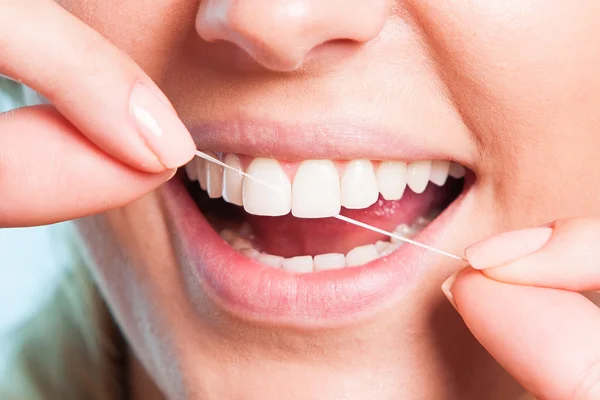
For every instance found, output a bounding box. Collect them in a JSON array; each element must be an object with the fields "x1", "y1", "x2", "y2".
[
  {"x1": 74, "y1": 197, "x2": 191, "y2": 389},
  {"x1": 55, "y1": 0, "x2": 199, "y2": 77},
  {"x1": 415, "y1": 1, "x2": 600, "y2": 220}
]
